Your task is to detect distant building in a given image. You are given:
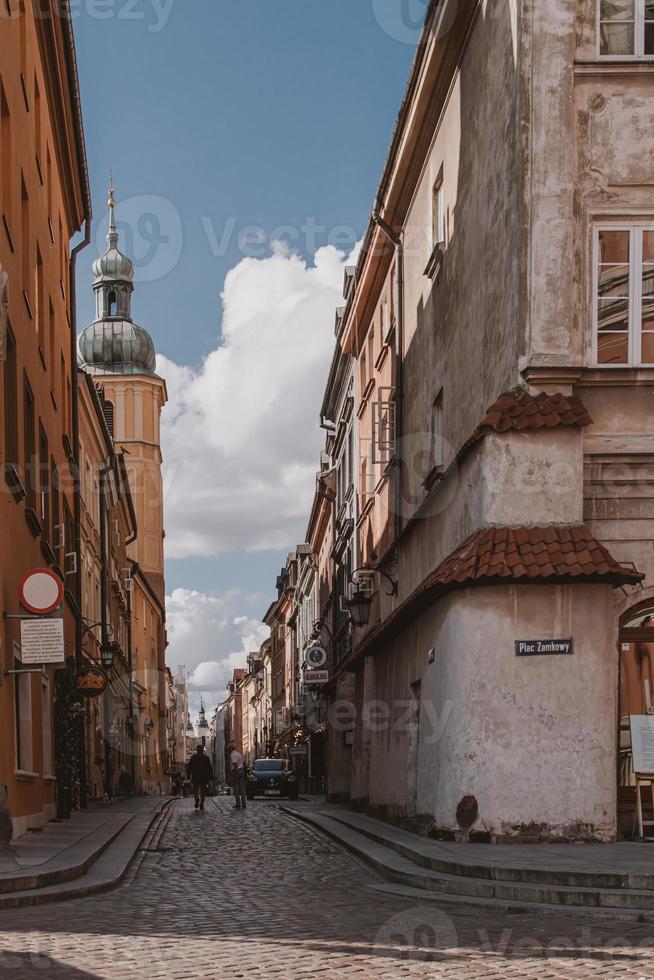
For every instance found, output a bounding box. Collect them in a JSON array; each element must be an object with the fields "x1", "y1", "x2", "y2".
[{"x1": 78, "y1": 187, "x2": 168, "y2": 795}]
